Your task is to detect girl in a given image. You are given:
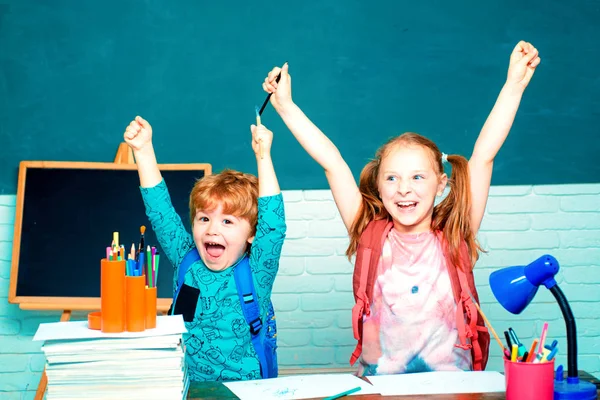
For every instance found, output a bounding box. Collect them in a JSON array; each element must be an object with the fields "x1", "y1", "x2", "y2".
[{"x1": 263, "y1": 41, "x2": 540, "y2": 375}]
